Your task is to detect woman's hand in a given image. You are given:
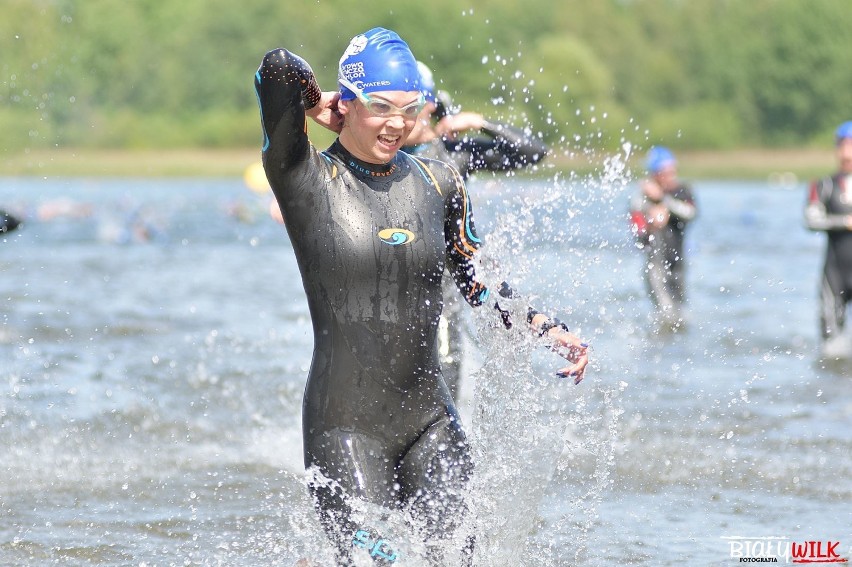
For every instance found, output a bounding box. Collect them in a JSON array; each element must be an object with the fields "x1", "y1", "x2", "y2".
[
  {"x1": 646, "y1": 203, "x2": 670, "y2": 230},
  {"x1": 641, "y1": 178, "x2": 664, "y2": 202},
  {"x1": 307, "y1": 91, "x2": 344, "y2": 133},
  {"x1": 434, "y1": 111, "x2": 486, "y2": 139},
  {"x1": 530, "y1": 314, "x2": 589, "y2": 384},
  {"x1": 546, "y1": 327, "x2": 589, "y2": 384}
]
